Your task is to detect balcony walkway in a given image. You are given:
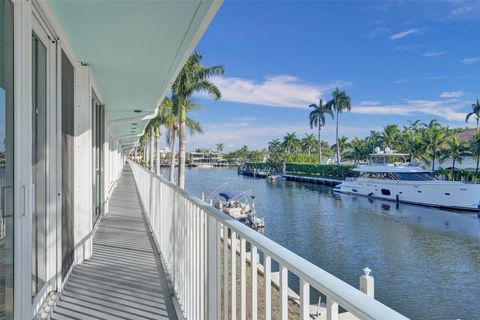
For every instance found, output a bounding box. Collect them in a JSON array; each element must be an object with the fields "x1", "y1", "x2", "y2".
[{"x1": 51, "y1": 166, "x2": 177, "y2": 320}]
